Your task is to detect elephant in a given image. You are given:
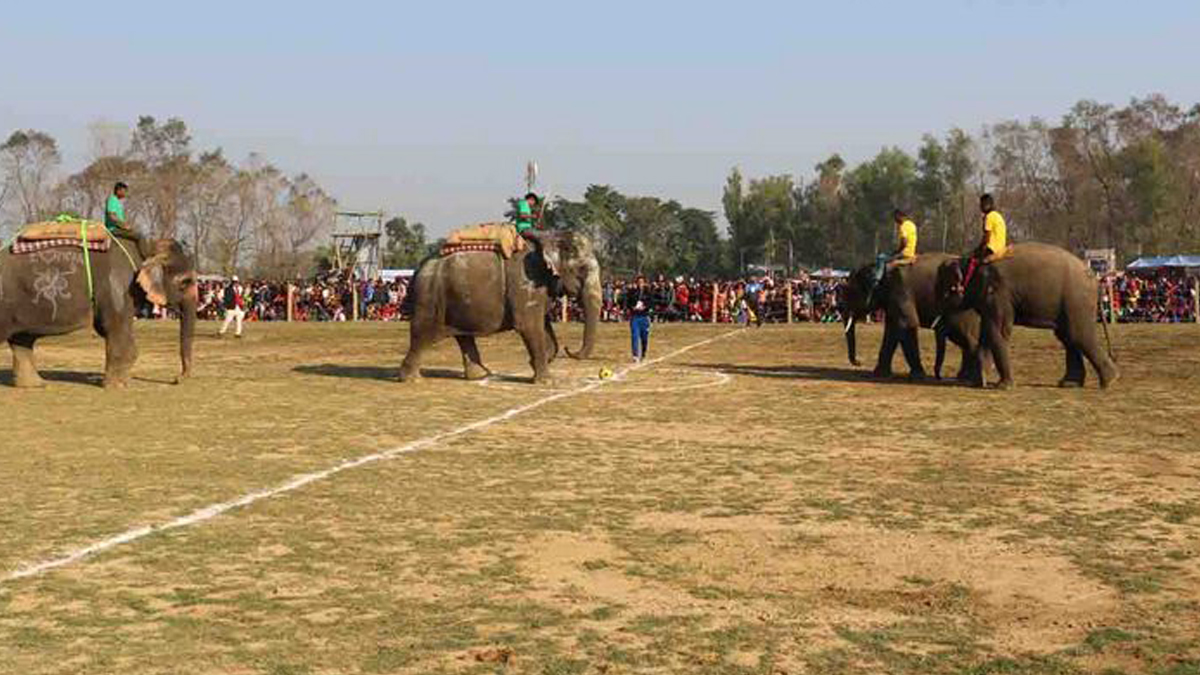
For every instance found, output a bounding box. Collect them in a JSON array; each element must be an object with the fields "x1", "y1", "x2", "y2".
[
  {"x1": 842, "y1": 252, "x2": 983, "y2": 381},
  {"x1": 0, "y1": 235, "x2": 198, "y2": 388},
  {"x1": 398, "y1": 230, "x2": 601, "y2": 383},
  {"x1": 936, "y1": 242, "x2": 1117, "y2": 390}
]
